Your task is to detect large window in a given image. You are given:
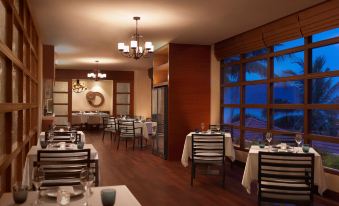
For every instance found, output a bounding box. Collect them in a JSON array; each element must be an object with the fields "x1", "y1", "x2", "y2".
[{"x1": 220, "y1": 28, "x2": 339, "y2": 171}]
